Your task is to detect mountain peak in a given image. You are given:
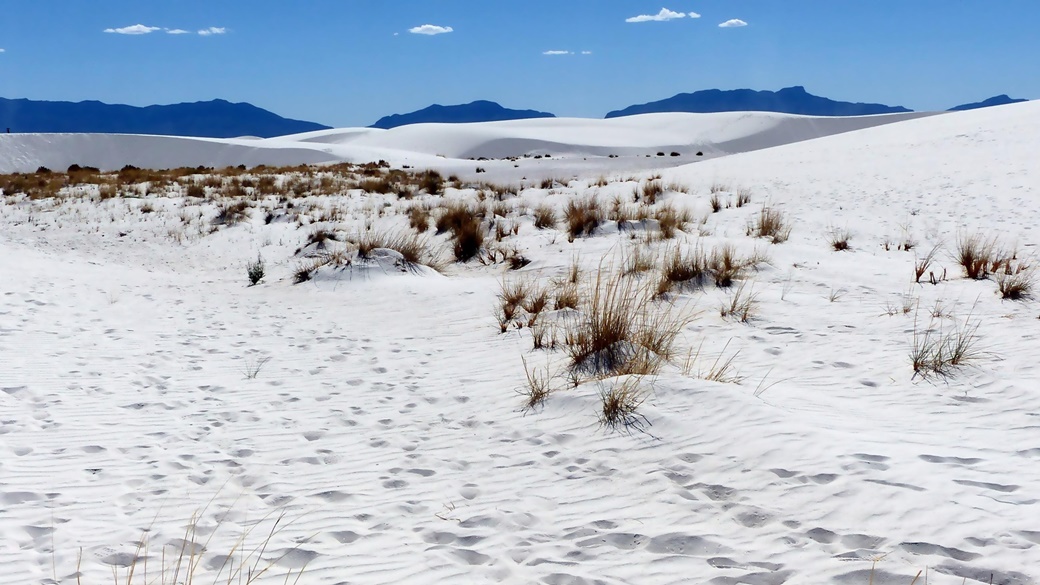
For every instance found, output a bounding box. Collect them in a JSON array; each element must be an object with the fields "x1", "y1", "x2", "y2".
[
  {"x1": 605, "y1": 87, "x2": 911, "y2": 118},
  {"x1": 371, "y1": 101, "x2": 556, "y2": 129}
]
